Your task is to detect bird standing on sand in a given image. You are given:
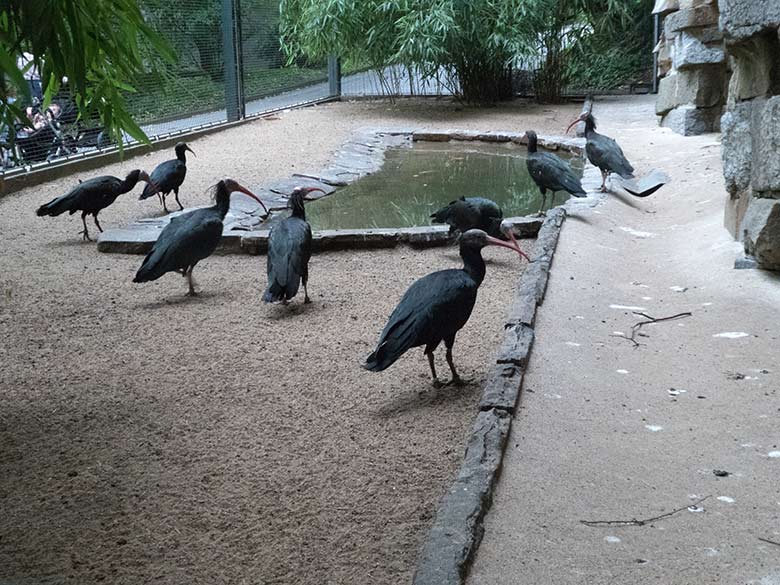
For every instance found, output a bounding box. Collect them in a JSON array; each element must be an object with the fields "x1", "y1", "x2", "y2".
[
  {"x1": 567, "y1": 113, "x2": 634, "y2": 192},
  {"x1": 36, "y1": 169, "x2": 153, "y2": 241},
  {"x1": 139, "y1": 142, "x2": 195, "y2": 213},
  {"x1": 430, "y1": 196, "x2": 504, "y2": 238},
  {"x1": 363, "y1": 229, "x2": 529, "y2": 387},
  {"x1": 134, "y1": 179, "x2": 267, "y2": 296},
  {"x1": 263, "y1": 186, "x2": 324, "y2": 304},
  {"x1": 525, "y1": 130, "x2": 587, "y2": 214}
]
